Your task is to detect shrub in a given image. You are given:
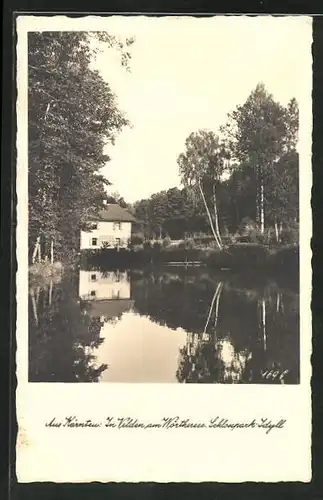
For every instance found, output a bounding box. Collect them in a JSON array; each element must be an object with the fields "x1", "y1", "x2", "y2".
[
  {"x1": 205, "y1": 243, "x2": 271, "y2": 270},
  {"x1": 132, "y1": 244, "x2": 144, "y2": 252},
  {"x1": 222, "y1": 233, "x2": 237, "y2": 245},
  {"x1": 131, "y1": 233, "x2": 144, "y2": 245},
  {"x1": 268, "y1": 245, "x2": 299, "y2": 272},
  {"x1": 143, "y1": 241, "x2": 152, "y2": 251},
  {"x1": 178, "y1": 238, "x2": 195, "y2": 250},
  {"x1": 280, "y1": 226, "x2": 299, "y2": 245},
  {"x1": 162, "y1": 236, "x2": 172, "y2": 247},
  {"x1": 238, "y1": 217, "x2": 257, "y2": 235}
]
